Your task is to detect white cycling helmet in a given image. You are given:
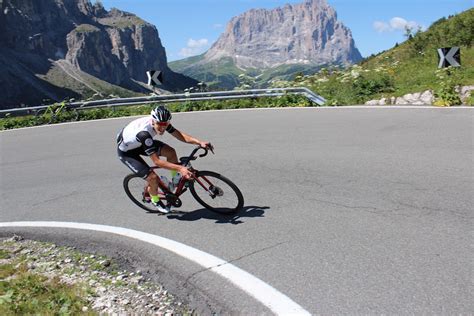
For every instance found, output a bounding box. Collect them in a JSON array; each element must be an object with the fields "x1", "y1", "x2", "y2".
[{"x1": 151, "y1": 105, "x2": 172, "y2": 122}]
